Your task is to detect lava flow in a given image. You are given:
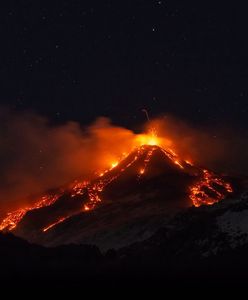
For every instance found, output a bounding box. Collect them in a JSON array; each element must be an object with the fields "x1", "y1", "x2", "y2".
[
  {"x1": 0, "y1": 194, "x2": 61, "y2": 231},
  {"x1": 0, "y1": 128, "x2": 233, "y2": 233},
  {"x1": 43, "y1": 217, "x2": 67, "y2": 232},
  {"x1": 190, "y1": 169, "x2": 233, "y2": 207}
]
